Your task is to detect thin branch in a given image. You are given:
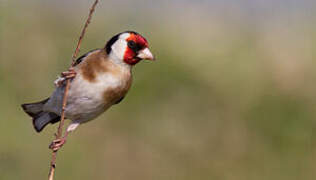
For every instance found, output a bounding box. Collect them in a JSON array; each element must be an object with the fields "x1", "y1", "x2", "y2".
[{"x1": 48, "y1": 1, "x2": 99, "y2": 180}]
